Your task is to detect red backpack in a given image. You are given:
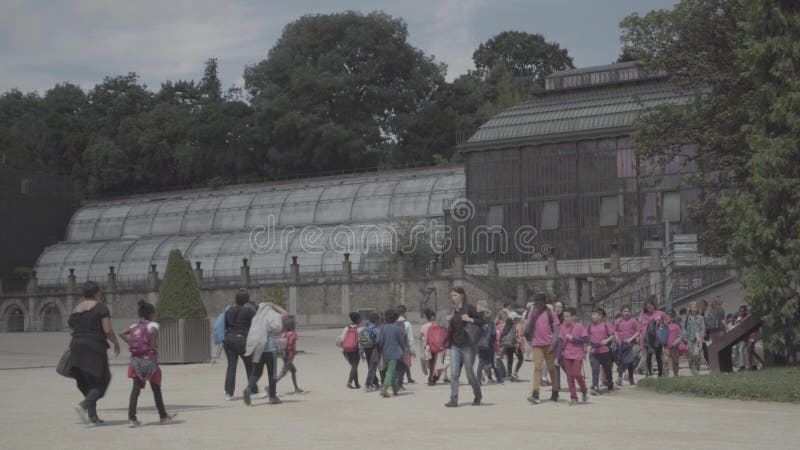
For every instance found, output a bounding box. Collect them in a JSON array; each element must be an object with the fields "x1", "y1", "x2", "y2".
[
  {"x1": 342, "y1": 327, "x2": 359, "y2": 352},
  {"x1": 128, "y1": 321, "x2": 151, "y2": 355},
  {"x1": 427, "y1": 322, "x2": 446, "y2": 354}
]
